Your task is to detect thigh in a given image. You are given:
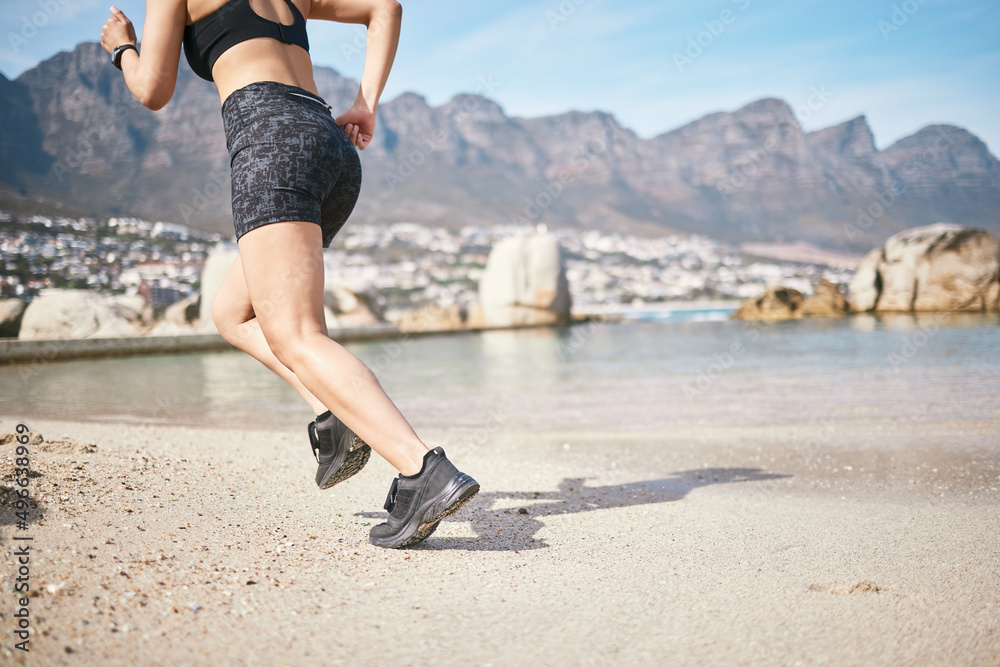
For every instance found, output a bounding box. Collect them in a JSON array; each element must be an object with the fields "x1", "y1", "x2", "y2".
[
  {"x1": 236, "y1": 221, "x2": 328, "y2": 340},
  {"x1": 212, "y1": 255, "x2": 254, "y2": 323}
]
